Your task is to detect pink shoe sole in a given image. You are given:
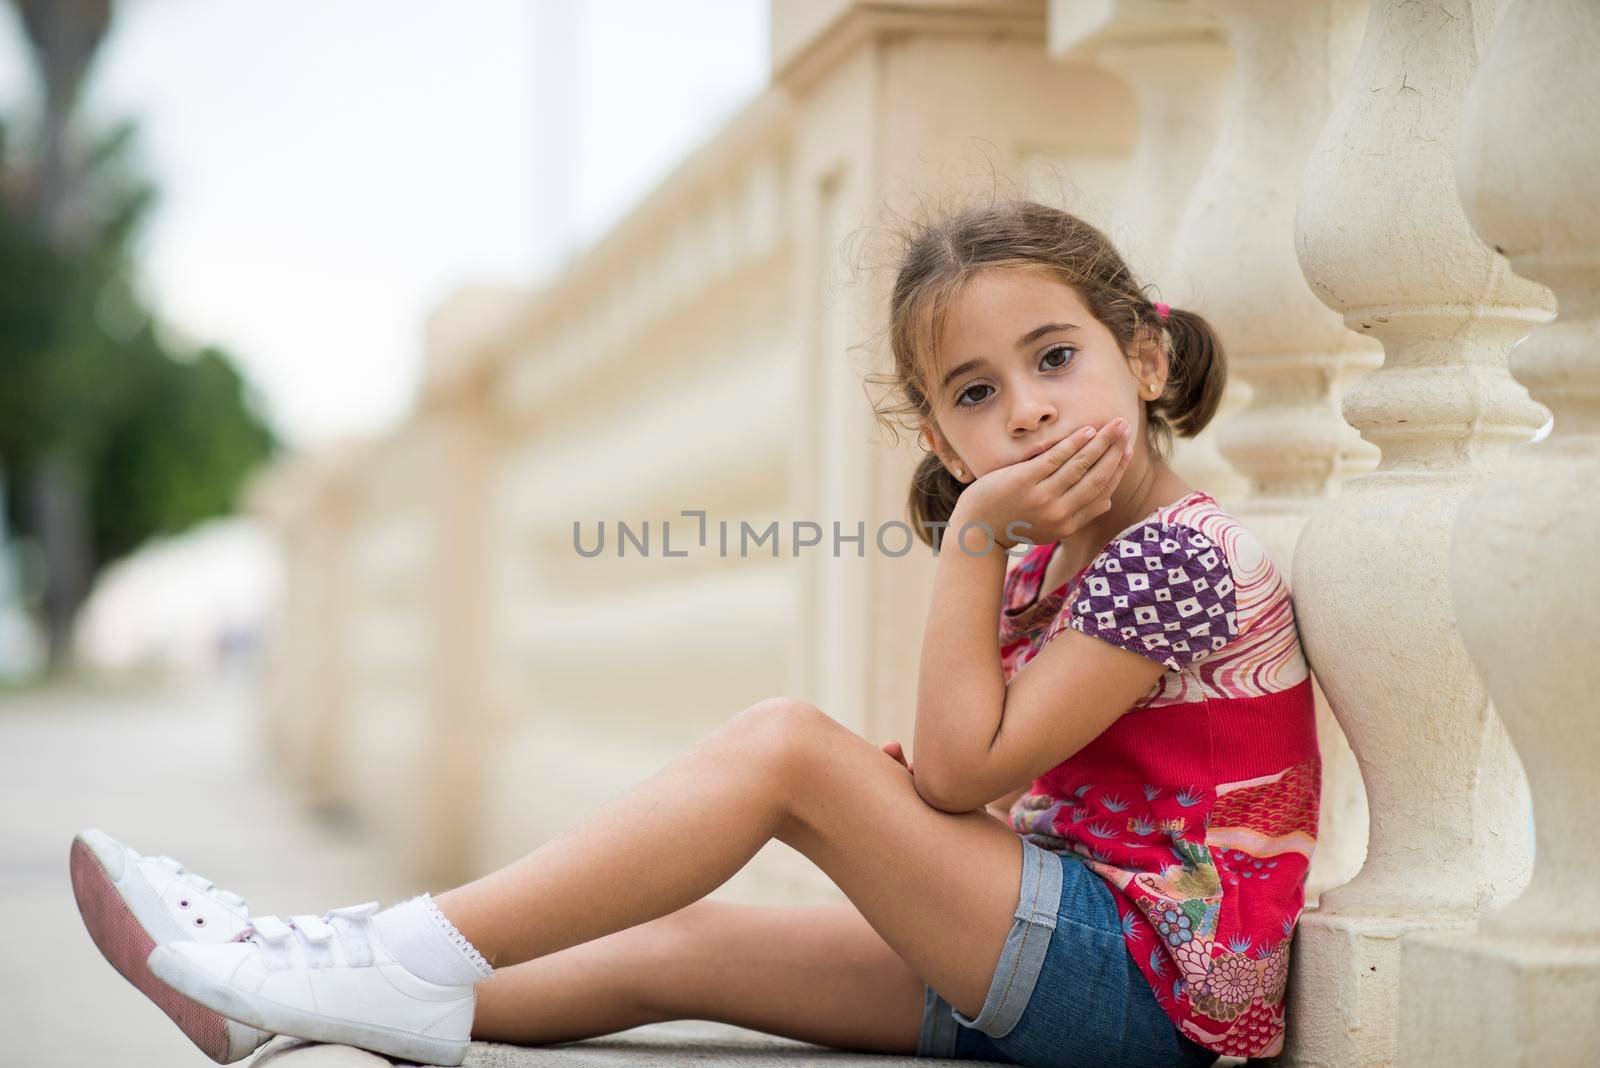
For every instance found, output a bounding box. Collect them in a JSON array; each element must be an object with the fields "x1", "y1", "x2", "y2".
[{"x1": 69, "y1": 834, "x2": 234, "y2": 1062}]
